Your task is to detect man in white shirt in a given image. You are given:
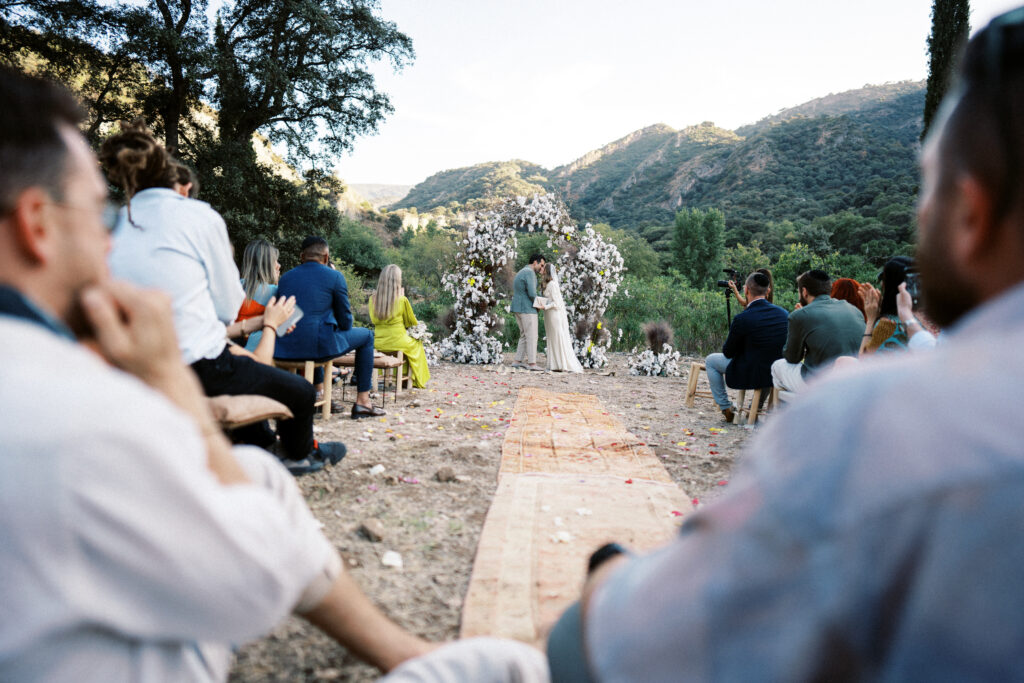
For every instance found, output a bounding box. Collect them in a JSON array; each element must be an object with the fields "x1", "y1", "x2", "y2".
[{"x1": 0, "y1": 66, "x2": 434, "y2": 682}]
